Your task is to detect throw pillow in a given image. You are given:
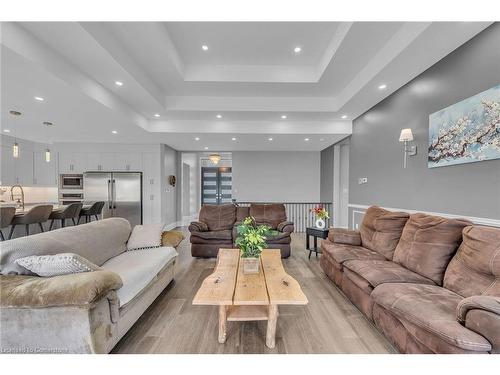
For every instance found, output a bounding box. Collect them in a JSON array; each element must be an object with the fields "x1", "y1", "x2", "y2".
[
  {"x1": 15, "y1": 253, "x2": 101, "y2": 277},
  {"x1": 127, "y1": 223, "x2": 165, "y2": 250},
  {"x1": 161, "y1": 230, "x2": 184, "y2": 249}
]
